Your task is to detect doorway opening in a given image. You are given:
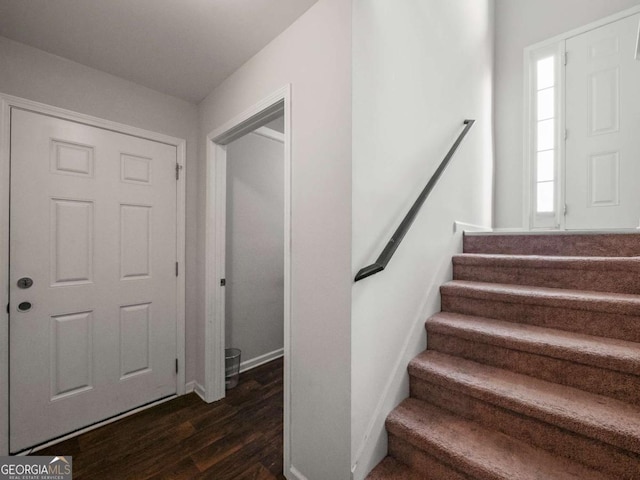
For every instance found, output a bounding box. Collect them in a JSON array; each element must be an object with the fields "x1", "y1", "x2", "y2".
[
  {"x1": 204, "y1": 85, "x2": 291, "y2": 471},
  {"x1": 225, "y1": 117, "x2": 285, "y2": 384}
]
